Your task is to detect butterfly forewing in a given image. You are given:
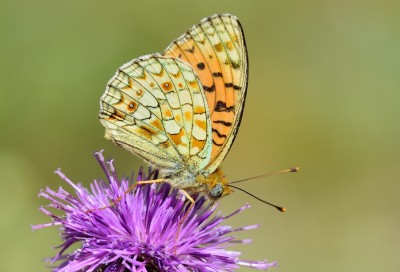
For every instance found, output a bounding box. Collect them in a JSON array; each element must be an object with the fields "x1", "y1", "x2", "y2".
[
  {"x1": 163, "y1": 14, "x2": 248, "y2": 175},
  {"x1": 100, "y1": 55, "x2": 212, "y2": 174},
  {"x1": 100, "y1": 14, "x2": 247, "y2": 197}
]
